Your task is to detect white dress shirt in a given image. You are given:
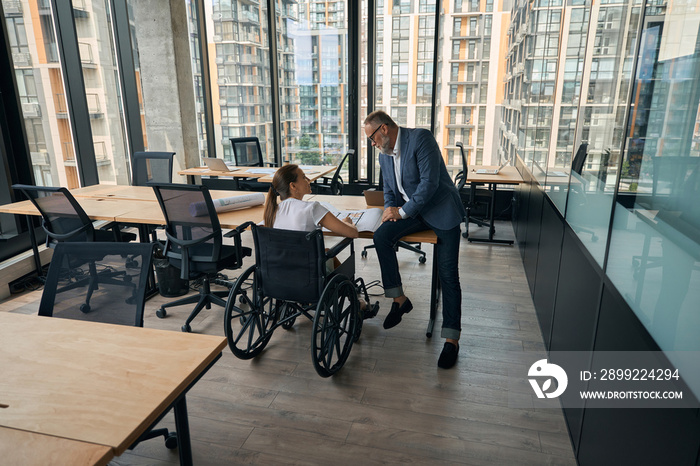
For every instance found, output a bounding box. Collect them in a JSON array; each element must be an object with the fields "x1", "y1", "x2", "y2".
[{"x1": 386, "y1": 128, "x2": 409, "y2": 219}]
